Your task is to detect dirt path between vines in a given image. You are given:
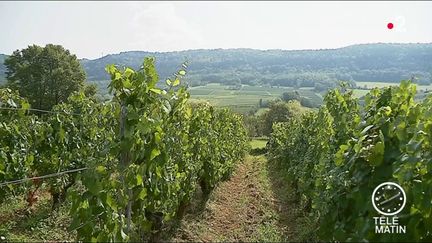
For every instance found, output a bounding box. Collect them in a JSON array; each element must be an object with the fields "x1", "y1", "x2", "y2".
[{"x1": 168, "y1": 154, "x2": 304, "y2": 242}]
